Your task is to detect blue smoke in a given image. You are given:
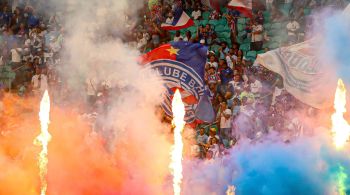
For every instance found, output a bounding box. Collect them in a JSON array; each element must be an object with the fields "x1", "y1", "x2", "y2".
[
  {"x1": 229, "y1": 137, "x2": 350, "y2": 195},
  {"x1": 323, "y1": 12, "x2": 350, "y2": 83},
  {"x1": 183, "y1": 135, "x2": 350, "y2": 195}
]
